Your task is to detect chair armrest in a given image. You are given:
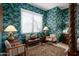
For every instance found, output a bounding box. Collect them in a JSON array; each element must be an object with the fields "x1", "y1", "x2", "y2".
[
  {"x1": 6, "y1": 44, "x2": 25, "y2": 50},
  {"x1": 6, "y1": 44, "x2": 26, "y2": 56}
]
